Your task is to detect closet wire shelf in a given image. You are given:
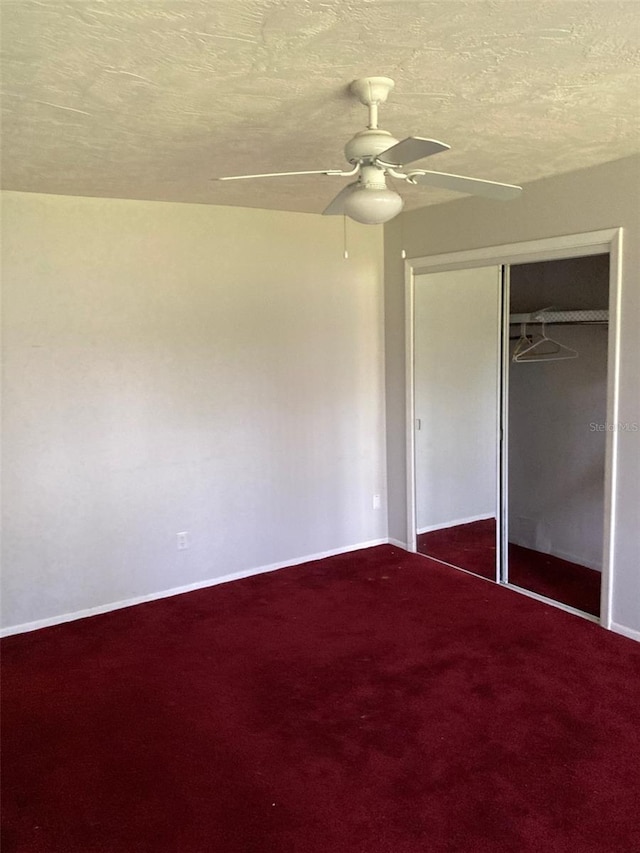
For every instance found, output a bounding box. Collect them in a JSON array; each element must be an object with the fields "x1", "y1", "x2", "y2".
[{"x1": 509, "y1": 309, "x2": 609, "y2": 325}]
